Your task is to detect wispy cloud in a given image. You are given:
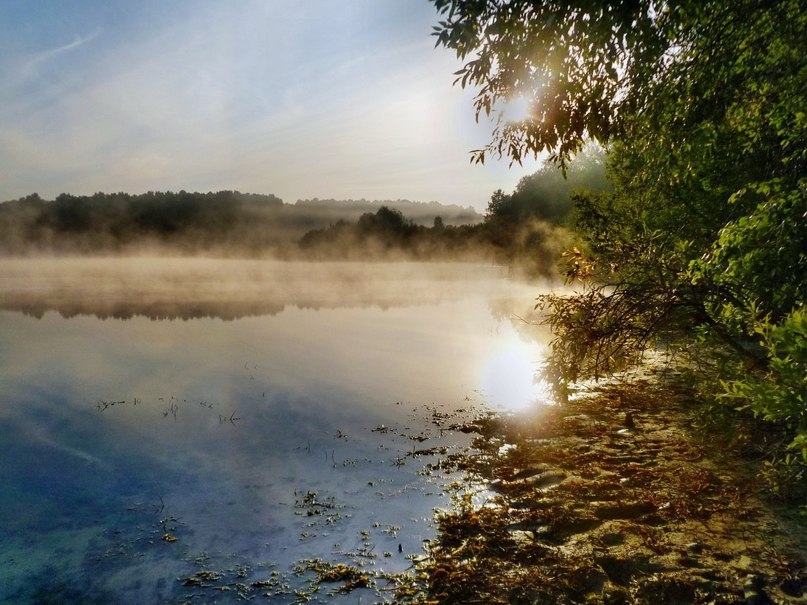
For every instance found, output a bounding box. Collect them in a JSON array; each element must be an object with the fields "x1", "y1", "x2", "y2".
[{"x1": 24, "y1": 27, "x2": 102, "y2": 72}]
